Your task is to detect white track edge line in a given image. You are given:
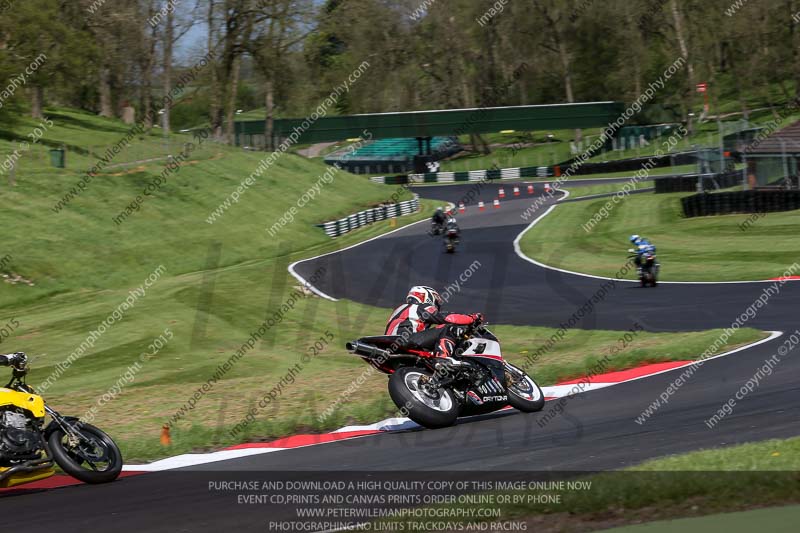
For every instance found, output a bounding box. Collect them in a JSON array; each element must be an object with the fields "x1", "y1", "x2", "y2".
[
  {"x1": 512, "y1": 199, "x2": 795, "y2": 285},
  {"x1": 288, "y1": 214, "x2": 429, "y2": 301},
  {"x1": 122, "y1": 432, "x2": 379, "y2": 472}
]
